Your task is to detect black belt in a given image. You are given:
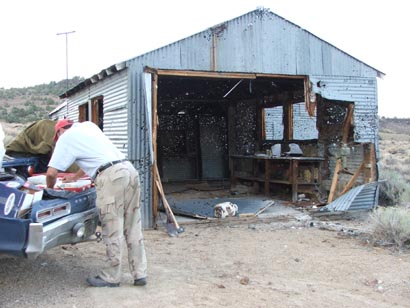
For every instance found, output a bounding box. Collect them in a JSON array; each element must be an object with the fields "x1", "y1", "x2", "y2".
[{"x1": 96, "y1": 159, "x2": 127, "y2": 175}]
